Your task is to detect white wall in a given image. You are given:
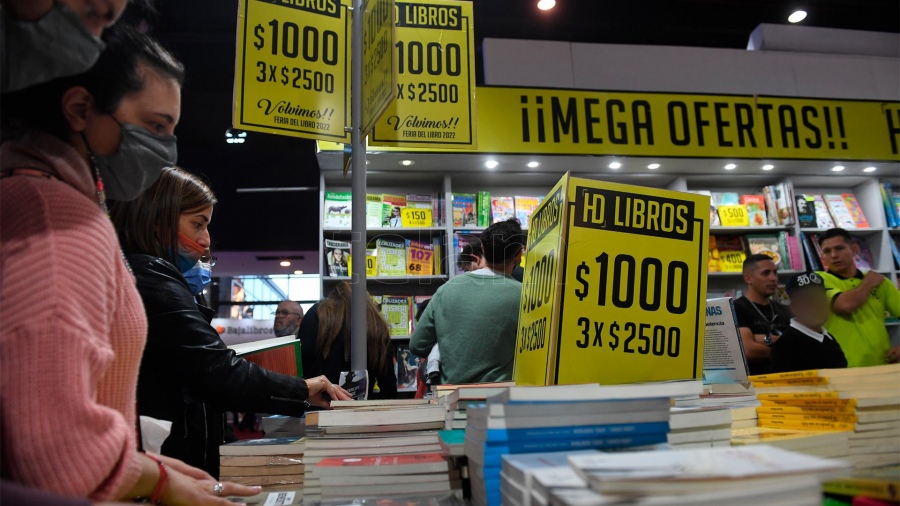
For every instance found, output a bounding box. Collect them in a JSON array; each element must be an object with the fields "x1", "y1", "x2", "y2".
[{"x1": 483, "y1": 27, "x2": 900, "y2": 101}]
